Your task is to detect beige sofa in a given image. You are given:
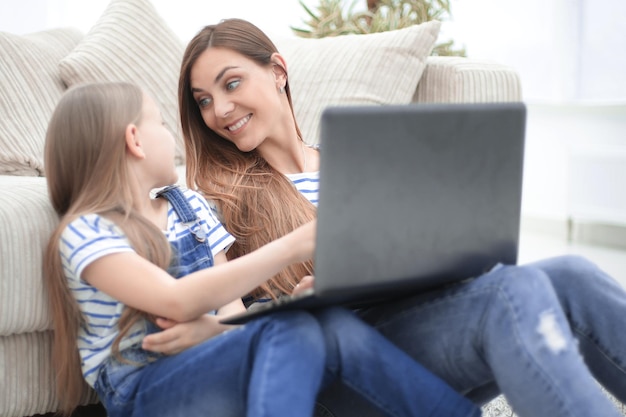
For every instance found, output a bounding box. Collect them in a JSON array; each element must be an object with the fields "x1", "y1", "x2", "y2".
[{"x1": 0, "y1": 0, "x2": 526, "y2": 416}]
